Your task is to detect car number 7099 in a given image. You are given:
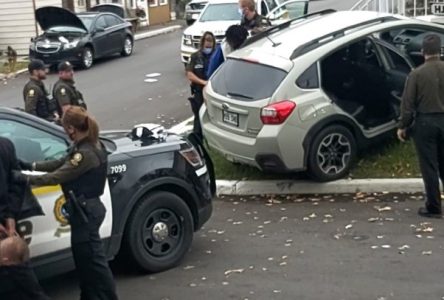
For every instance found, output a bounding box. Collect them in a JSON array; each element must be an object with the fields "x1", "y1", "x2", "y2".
[{"x1": 110, "y1": 164, "x2": 127, "y2": 174}]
